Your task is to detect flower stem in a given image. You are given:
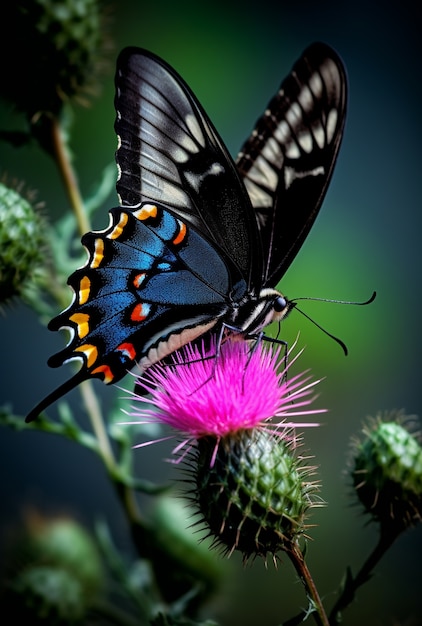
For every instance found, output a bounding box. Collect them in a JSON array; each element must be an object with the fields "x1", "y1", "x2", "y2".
[
  {"x1": 79, "y1": 380, "x2": 115, "y2": 471},
  {"x1": 284, "y1": 538, "x2": 330, "y2": 626},
  {"x1": 328, "y1": 525, "x2": 399, "y2": 624},
  {"x1": 50, "y1": 115, "x2": 91, "y2": 236}
]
